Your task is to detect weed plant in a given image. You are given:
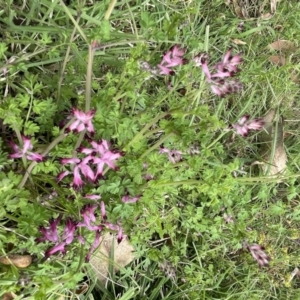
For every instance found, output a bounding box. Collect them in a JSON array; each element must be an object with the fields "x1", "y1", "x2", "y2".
[{"x1": 1, "y1": 0, "x2": 300, "y2": 299}]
